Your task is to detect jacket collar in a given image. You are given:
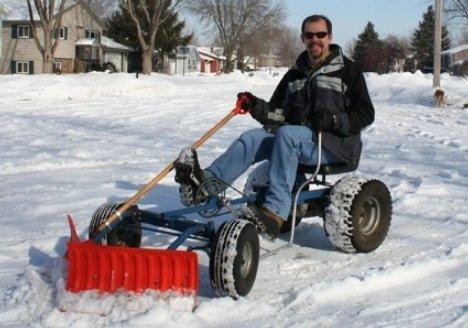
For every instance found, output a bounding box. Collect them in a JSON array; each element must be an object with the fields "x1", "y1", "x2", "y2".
[{"x1": 293, "y1": 44, "x2": 344, "y2": 76}]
